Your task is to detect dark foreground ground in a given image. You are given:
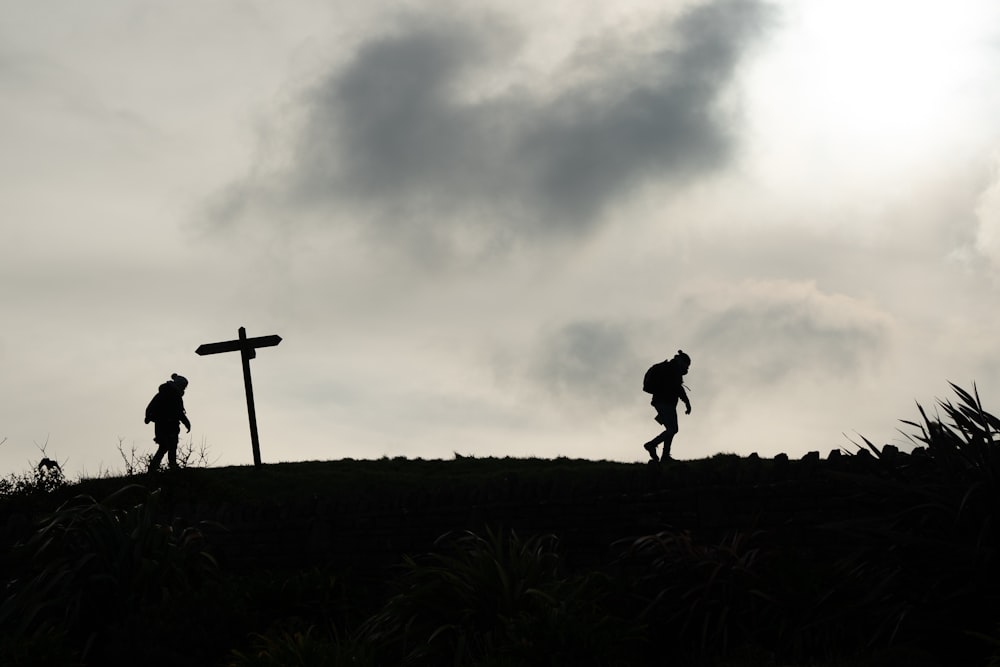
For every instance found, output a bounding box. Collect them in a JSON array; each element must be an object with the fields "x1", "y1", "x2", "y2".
[{"x1": 2, "y1": 448, "x2": 998, "y2": 666}]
